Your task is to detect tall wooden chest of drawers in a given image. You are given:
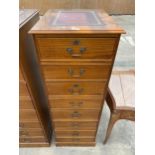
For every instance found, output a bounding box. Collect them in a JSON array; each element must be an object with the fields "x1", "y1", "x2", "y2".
[
  {"x1": 19, "y1": 9, "x2": 52, "y2": 147},
  {"x1": 30, "y1": 9, "x2": 125, "y2": 146}
]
